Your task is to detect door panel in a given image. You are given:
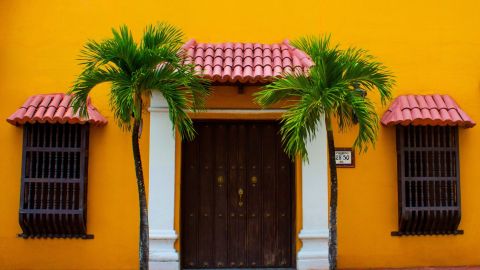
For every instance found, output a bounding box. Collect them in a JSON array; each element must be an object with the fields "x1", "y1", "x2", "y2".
[
  {"x1": 214, "y1": 124, "x2": 228, "y2": 268},
  {"x1": 276, "y1": 133, "x2": 293, "y2": 267},
  {"x1": 182, "y1": 137, "x2": 199, "y2": 268},
  {"x1": 246, "y1": 124, "x2": 261, "y2": 267},
  {"x1": 181, "y1": 121, "x2": 295, "y2": 269},
  {"x1": 198, "y1": 124, "x2": 214, "y2": 267},
  {"x1": 262, "y1": 124, "x2": 277, "y2": 267}
]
